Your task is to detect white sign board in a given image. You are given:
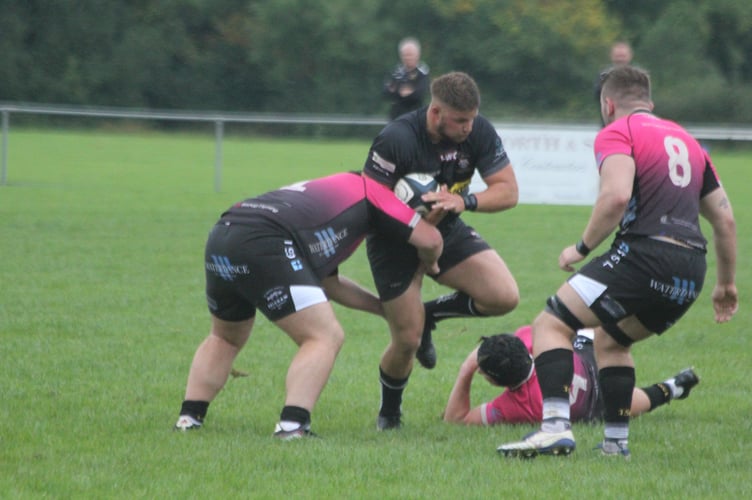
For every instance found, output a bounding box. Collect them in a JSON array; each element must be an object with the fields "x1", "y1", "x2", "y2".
[{"x1": 470, "y1": 125, "x2": 600, "y2": 206}]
